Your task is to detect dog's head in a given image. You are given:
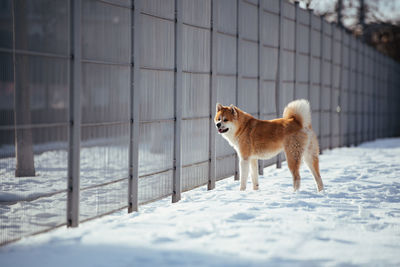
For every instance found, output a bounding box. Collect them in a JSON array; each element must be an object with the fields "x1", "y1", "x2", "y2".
[{"x1": 214, "y1": 103, "x2": 238, "y2": 134}]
